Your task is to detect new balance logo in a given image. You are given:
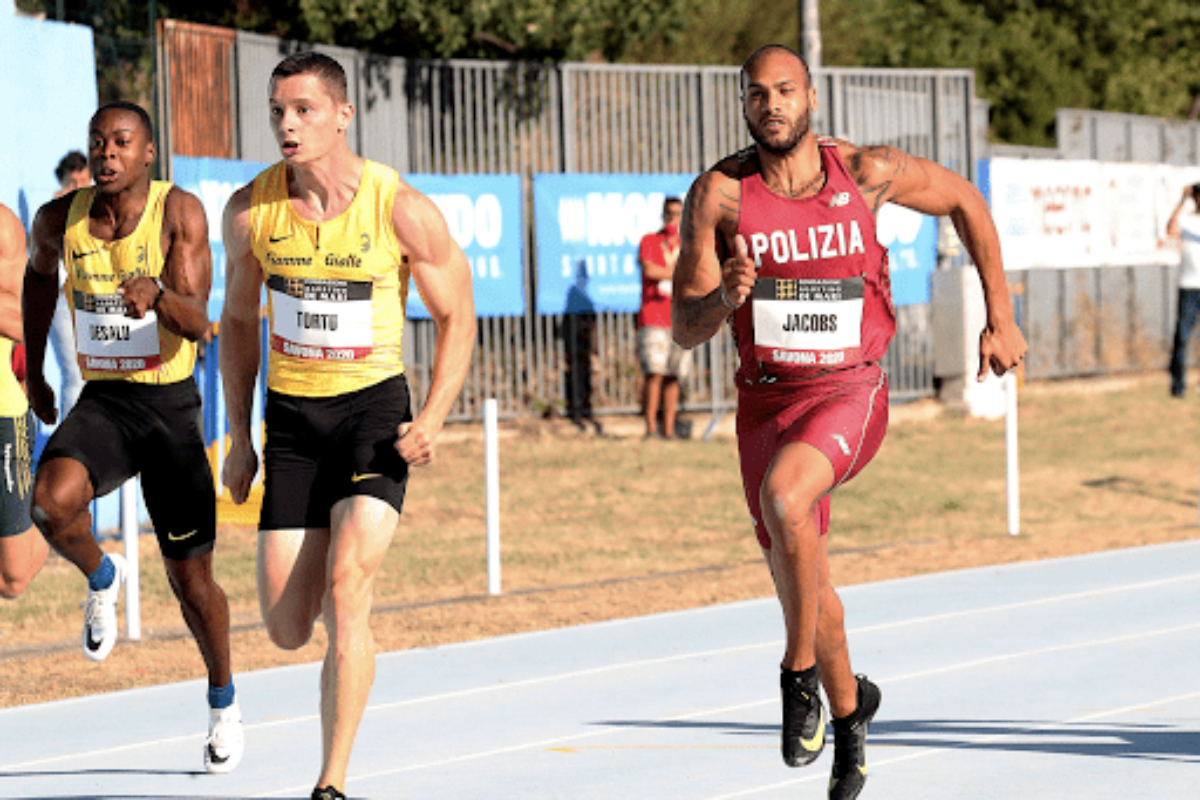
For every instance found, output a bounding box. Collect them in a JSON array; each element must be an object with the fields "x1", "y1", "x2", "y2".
[{"x1": 829, "y1": 192, "x2": 851, "y2": 208}]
